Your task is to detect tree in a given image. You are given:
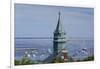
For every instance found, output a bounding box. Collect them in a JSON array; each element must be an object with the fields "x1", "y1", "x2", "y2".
[{"x1": 83, "y1": 55, "x2": 94, "y2": 61}]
